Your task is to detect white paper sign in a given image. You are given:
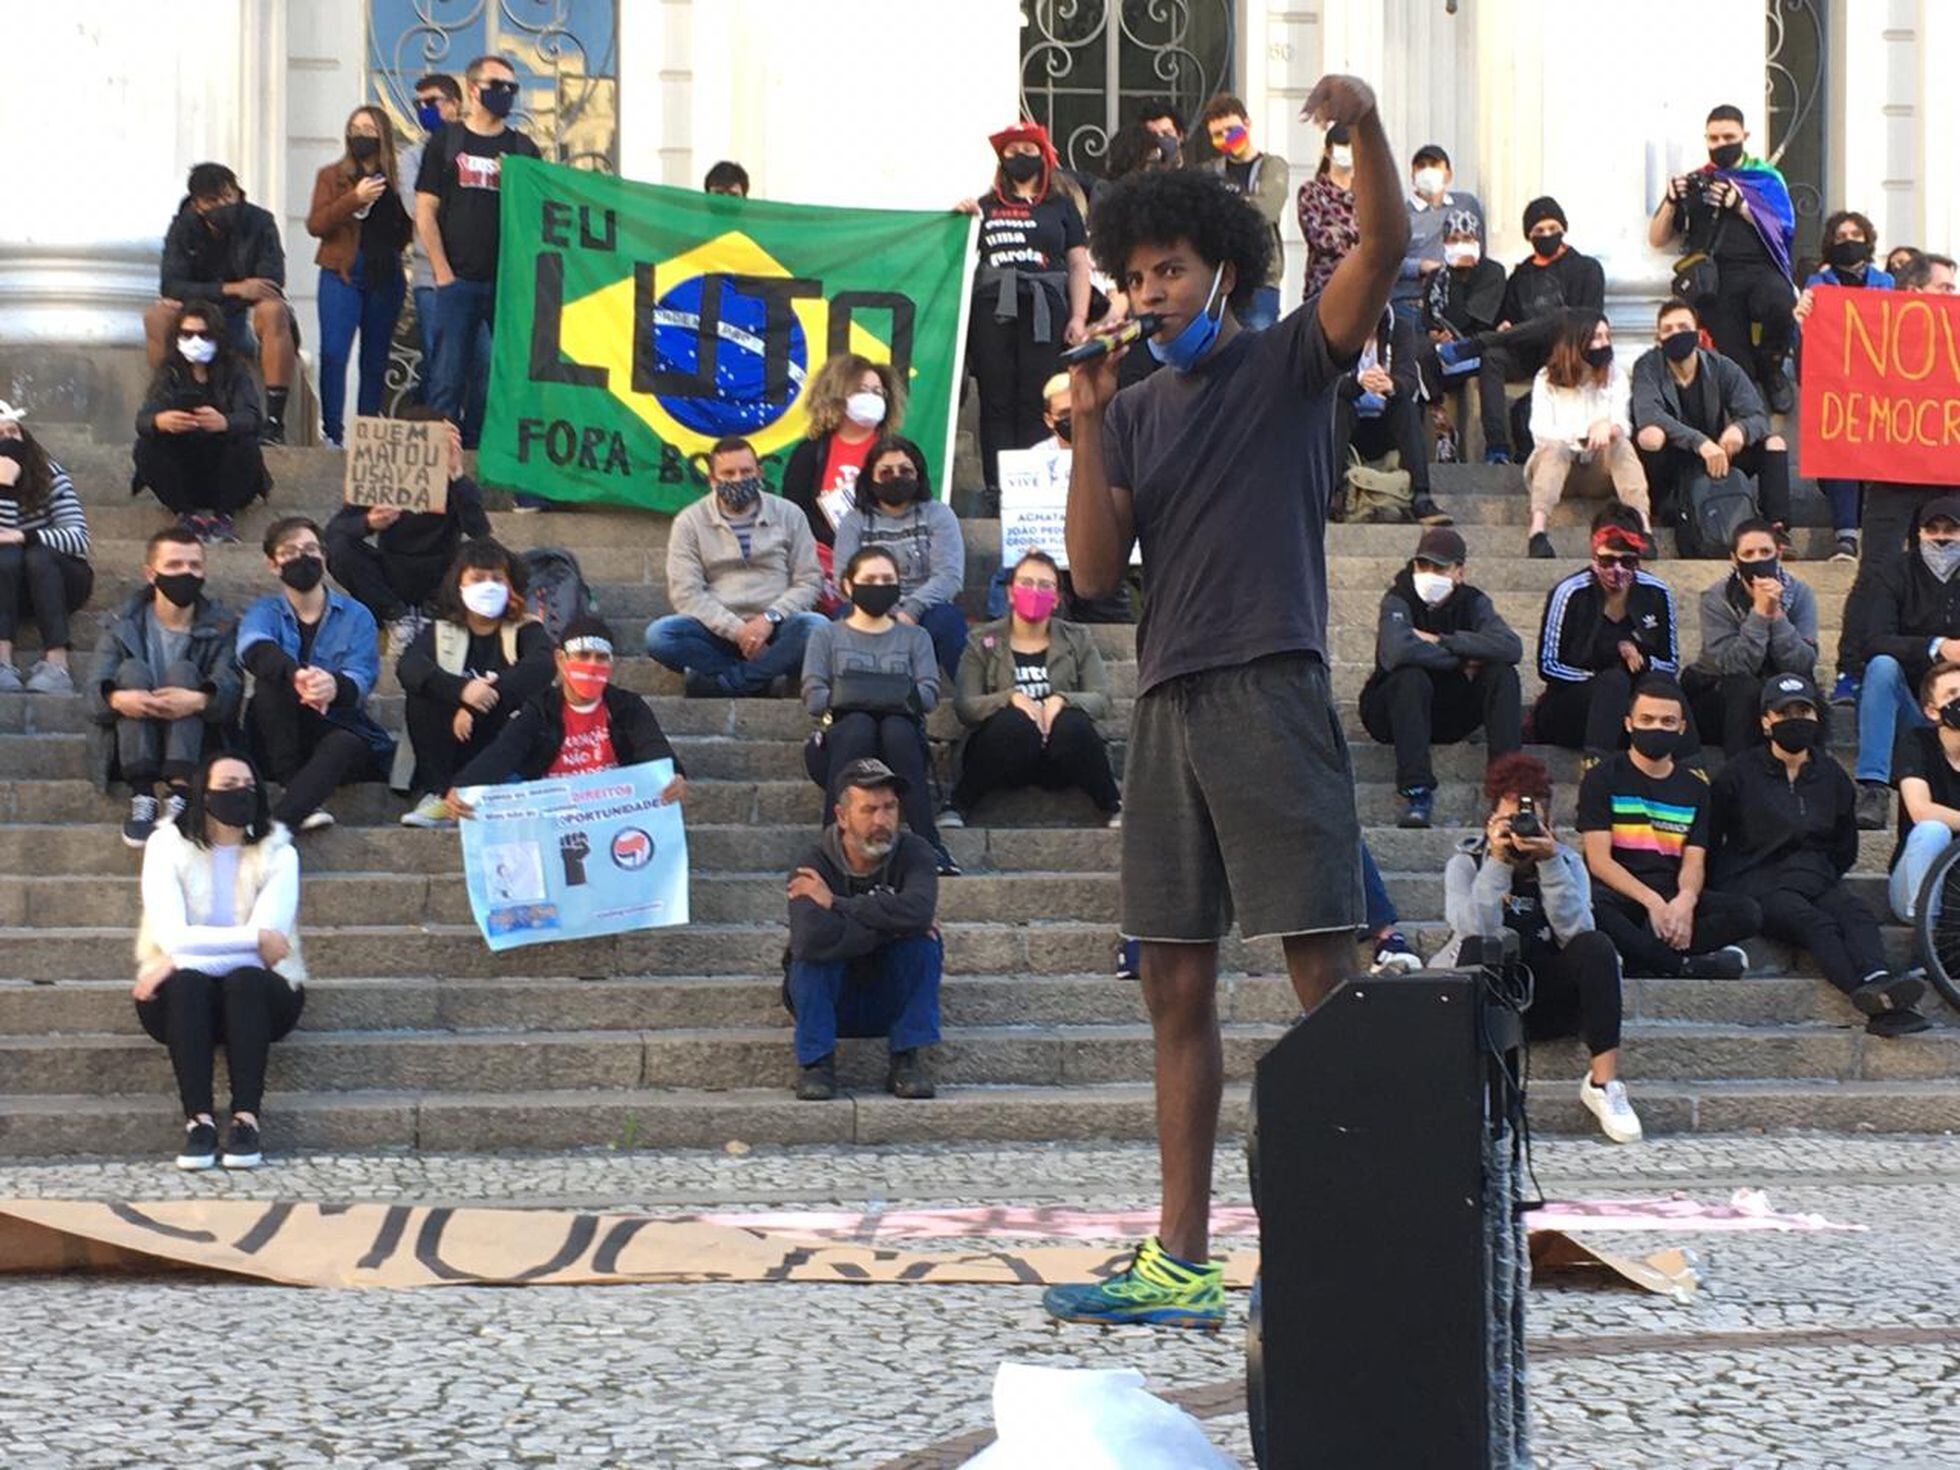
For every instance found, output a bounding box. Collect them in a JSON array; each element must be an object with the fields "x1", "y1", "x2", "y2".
[{"x1": 997, "y1": 447, "x2": 1142, "y2": 571}]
